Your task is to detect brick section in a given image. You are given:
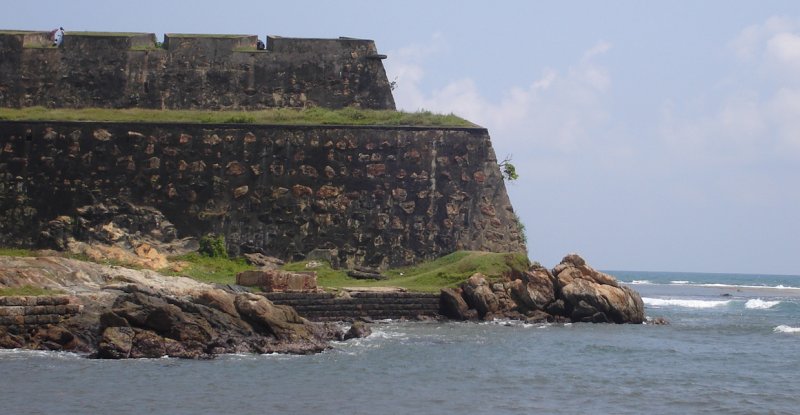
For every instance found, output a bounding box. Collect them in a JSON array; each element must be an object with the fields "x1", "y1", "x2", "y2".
[
  {"x1": 0, "y1": 296, "x2": 82, "y2": 327},
  {"x1": 236, "y1": 270, "x2": 318, "y2": 292},
  {"x1": 263, "y1": 292, "x2": 440, "y2": 322}
]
